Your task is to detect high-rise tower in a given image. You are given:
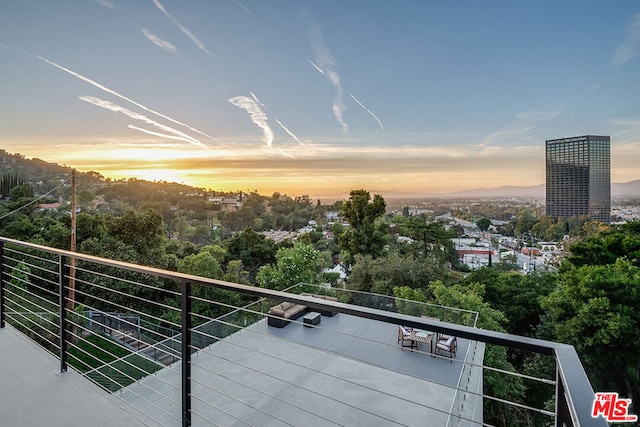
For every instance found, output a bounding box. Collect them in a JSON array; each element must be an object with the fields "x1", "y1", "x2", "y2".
[{"x1": 545, "y1": 135, "x2": 610, "y2": 223}]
